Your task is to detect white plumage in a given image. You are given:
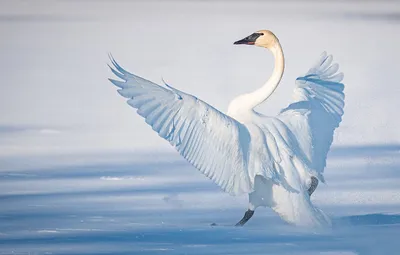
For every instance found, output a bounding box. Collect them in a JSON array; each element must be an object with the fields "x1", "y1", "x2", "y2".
[{"x1": 108, "y1": 30, "x2": 344, "y2": 227}]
